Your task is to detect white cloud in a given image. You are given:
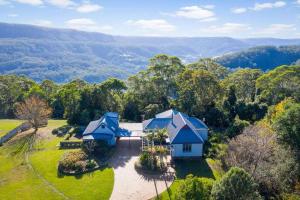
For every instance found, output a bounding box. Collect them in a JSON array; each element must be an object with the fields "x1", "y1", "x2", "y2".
[
  {"x1": 33, "y1": 19, "x2": 53, "y2": 27},
  {"x1": 175, "y1": 6, "x2": 215, "y2": 21},
  {"x1": 65, "y1": 18, "x2": 112, "y2": 33},
  {"x1": 0, "y1": 0, "x2": 10, "y2": 5},
  {"x1": 203, "y1": 4, "x2": 215, "y2": 9},
  {"x1": 126, "y1": 19, "x2": 175, "y2": 32},
  {"x1": 47, "y1": 0, "x2": 76, "y2": 8},
  {"x1": 8, "y1": 13, "x2": 19, "y2": 17},
  {"x1": 76, "y1": 3, "x2": 102, "y2": 13},
  {"x1": 259, "y1": 24, "x2": 296, "y2": 34},
  {"x1": 232, "y1": 7, "x2": 247, "y2": 14},
  {"x1": 204, "y1": 23, "x2": 251, "y2": 34},
  {"x1": 15, "y1": 0, "x2": 43, "y2": 6},
  {"x1": 253, "y1": 1, "x2": 286, "y2": 11},
  {"x1": 200, "y1": 17, "x2": 218, "y2": 22}
]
